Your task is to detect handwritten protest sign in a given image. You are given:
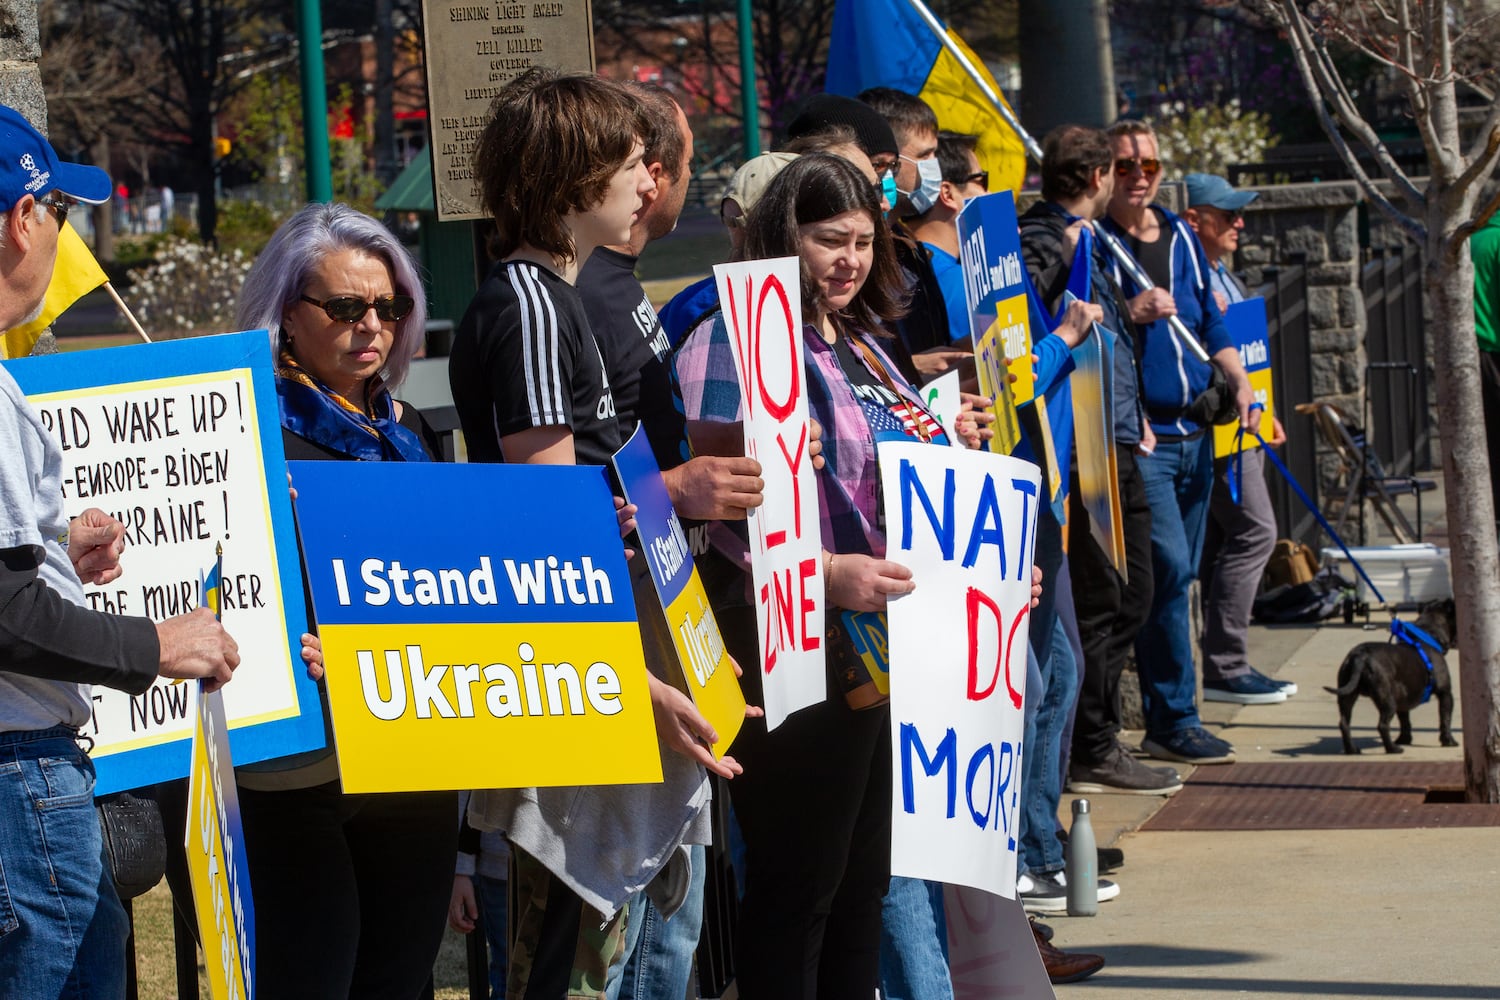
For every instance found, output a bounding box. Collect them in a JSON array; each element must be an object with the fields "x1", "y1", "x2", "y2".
[
  {"x1": 1068, "y1": 304, "x2": 1127, "y2": 580},
  {"x1": 713, "y1": 256, "x2": 826, "y2": 729},
  {"x1": 6, "y1": 332, "x2": 318, "y2": 794},
  {"x1": 880, "y1": 441, "x2": 1040, "y2": 896},
  {"x1": 186, "y1": 683, "x2": 255, "y2": 1000},
  {"x1": 290, "y1": 460, "x2": 661, "y2": 793},
  {"x1": 1214, "y1": 297, "x2": 1275, "y2": 458},
  {"x1": 612, "y1": 426, "x2": 747, "y2": 757}
]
